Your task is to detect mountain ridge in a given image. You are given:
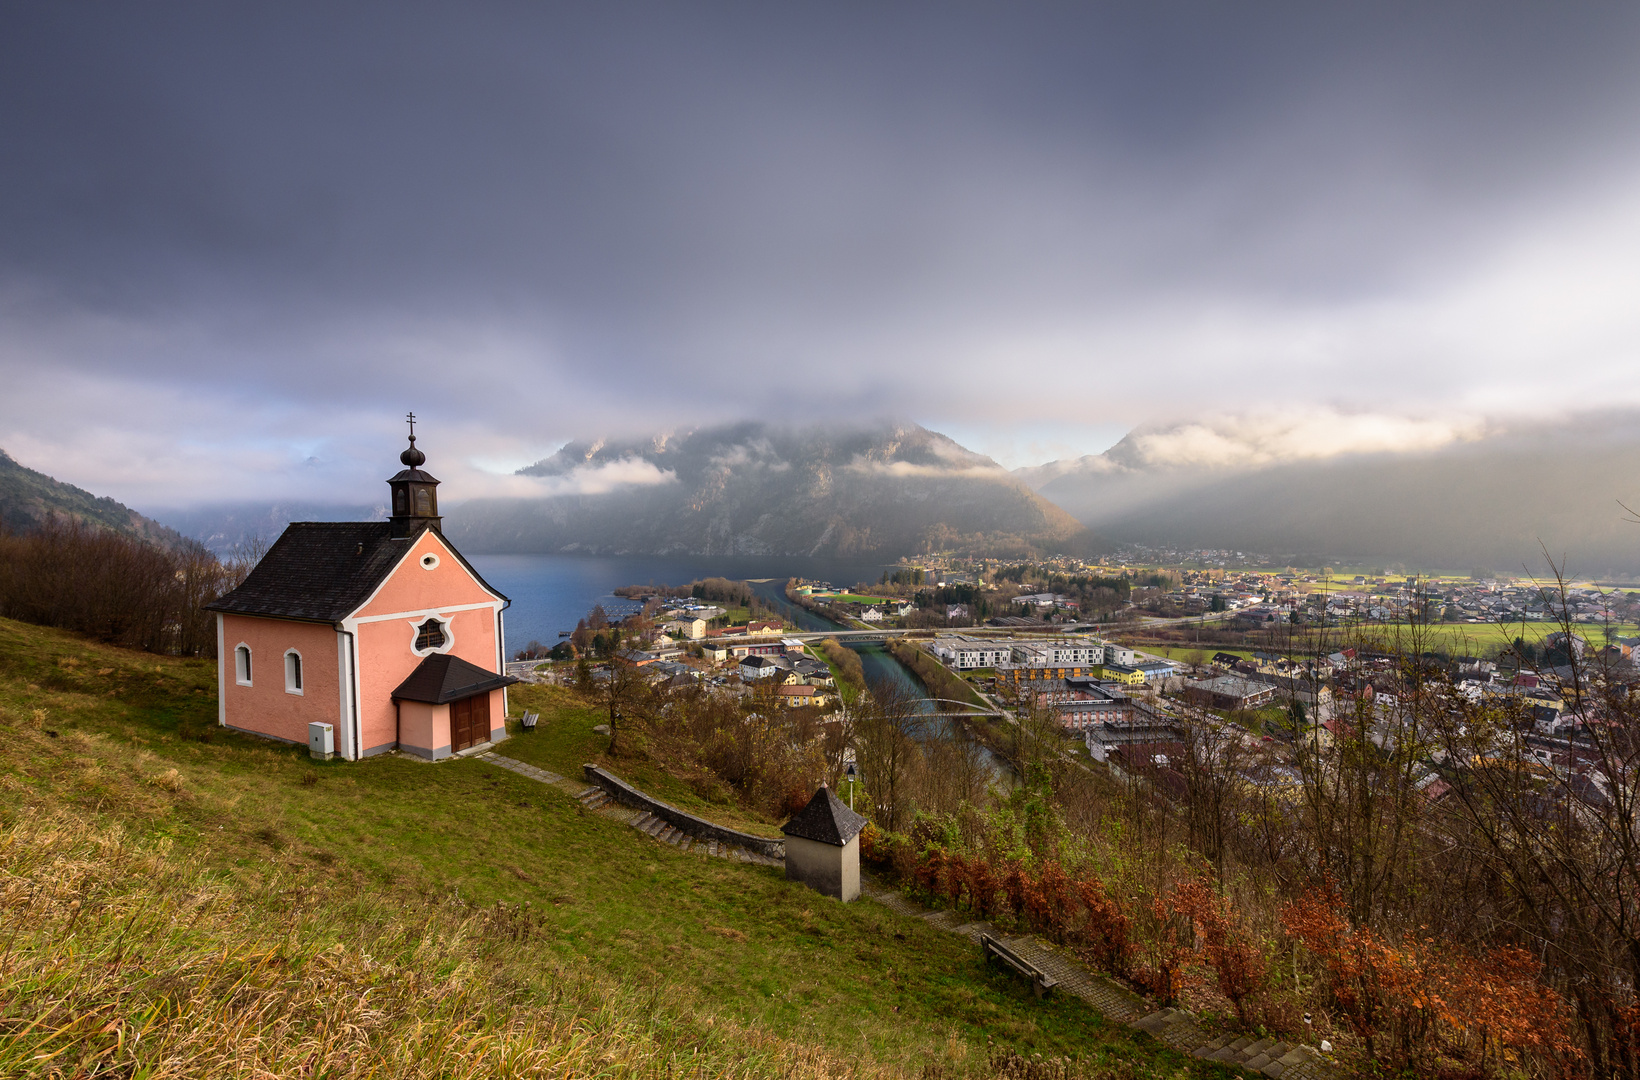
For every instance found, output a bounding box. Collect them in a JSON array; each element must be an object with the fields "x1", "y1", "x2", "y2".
[
  {"x1": 1012, "y1": 413, "x2": 1640, "y2": 574},
  {"x1": 0, "y1": 448, "x2": 185, "y2": 547},
  {"x1": 445, "y1": 420, "x2": 1108, "y2": 559}
]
